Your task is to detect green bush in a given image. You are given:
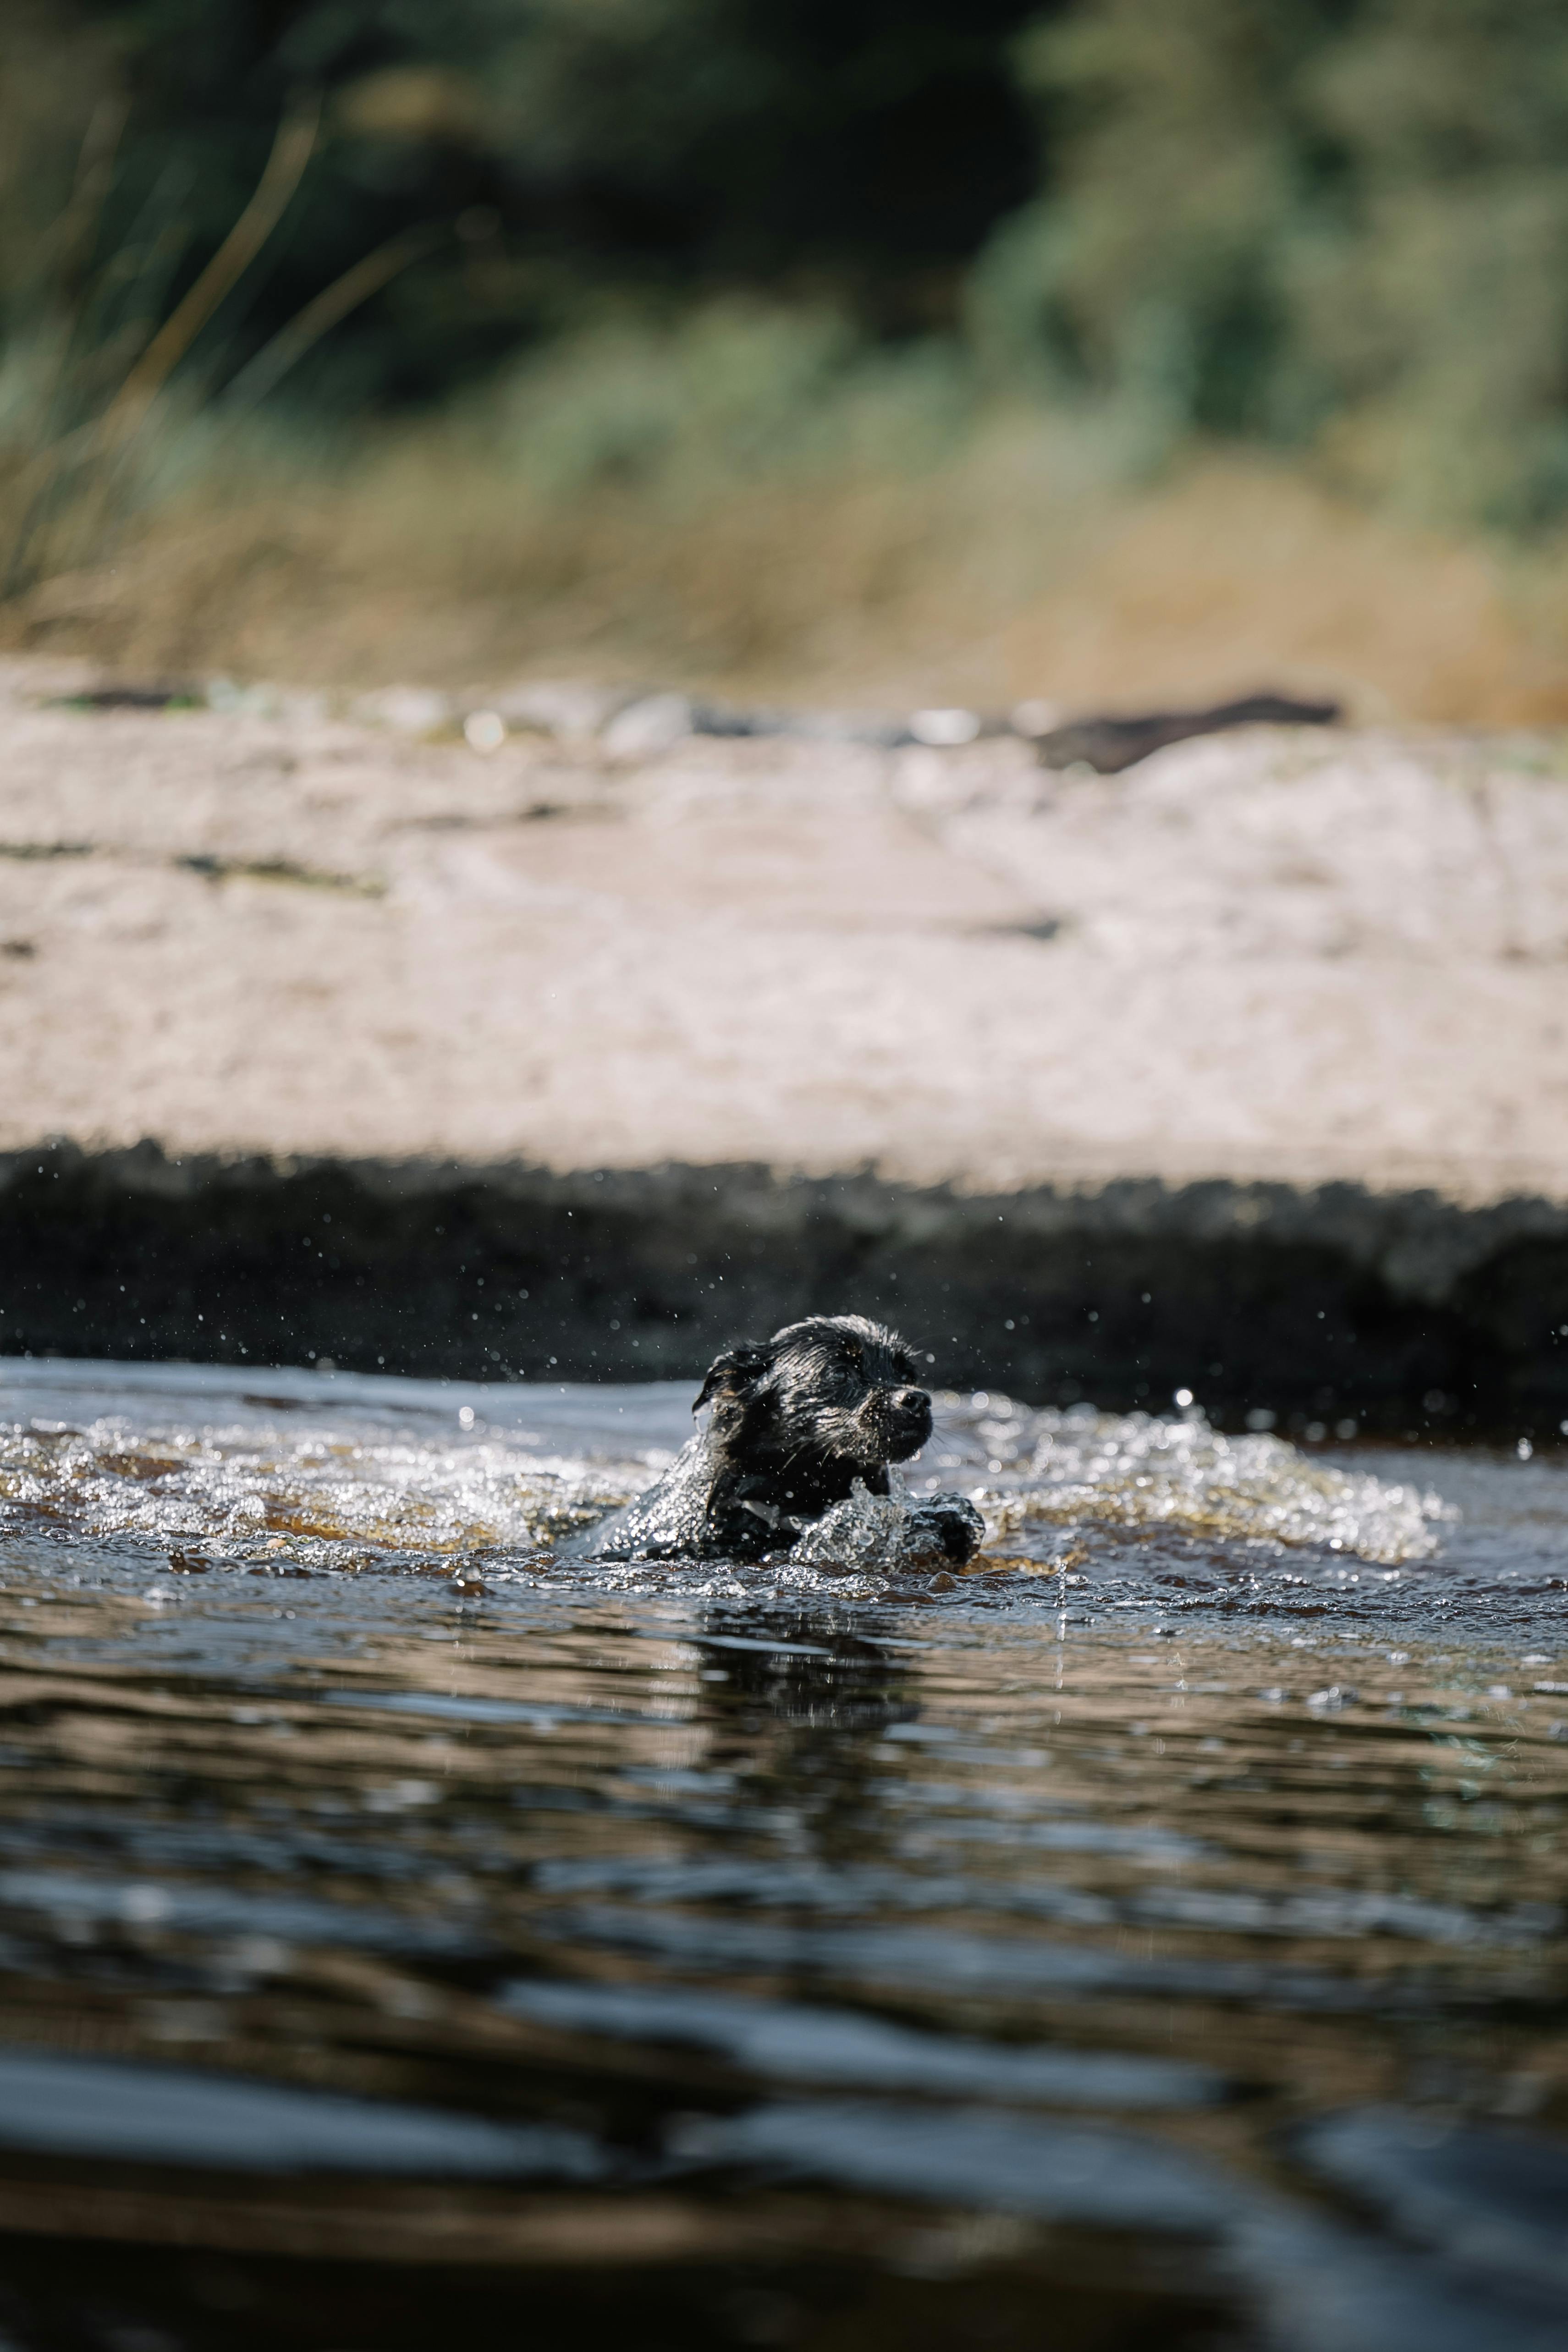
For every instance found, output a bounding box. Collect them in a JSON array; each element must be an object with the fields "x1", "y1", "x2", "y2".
[
  {"x1": 980, "y1": 0, "x2": 1568, "y2": 526},
  {"x1": 480, "y1": 301, "x2": 974, "y2": 501}
]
